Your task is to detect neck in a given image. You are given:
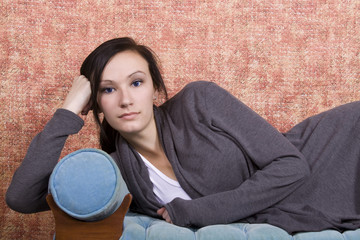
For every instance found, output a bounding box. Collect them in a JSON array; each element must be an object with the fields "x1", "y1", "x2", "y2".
[{"x1": 122, "y1": 119, "x2": 162, "y2": 157}]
